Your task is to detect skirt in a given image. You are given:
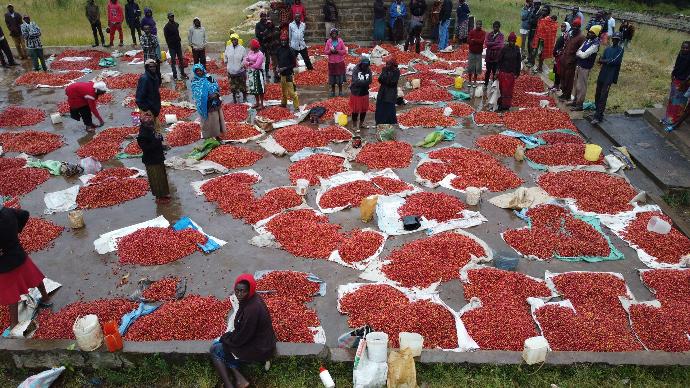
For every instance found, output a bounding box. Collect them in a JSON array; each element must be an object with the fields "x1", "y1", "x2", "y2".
[
  {"x1": 0, "y1": 256, "x2": 45, "y2": 305},
  {"x1": 498, "y1": 72, "x2": 516, "y2": 109},
  {"x1": 456, "y1": 19, "x2": 469, "y2": 39},
  {"x1": 665, "y1": 78, "x2": 690, "y2": 123},
  {"x1": 145, "y1": 163, "x2": 170, "y2": 198},
  {"x1": 201, "y1": 109, "x2": 227, "y2": 139},
  {"x1": 350, "y1": 94, "x2": 370, "y2": 113},
  {"x1": 229, "y1": 73, "x2": 247, "y2": 93},
  {"x1": 375, "y1": 100, "x2": 397, "y2": 124},
  {"x1": 246, "y1": 68, "x2": 265, "y2": 95},
  {"x1": 373, "y1": 19, "x2": 386, "y2": 41}
]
